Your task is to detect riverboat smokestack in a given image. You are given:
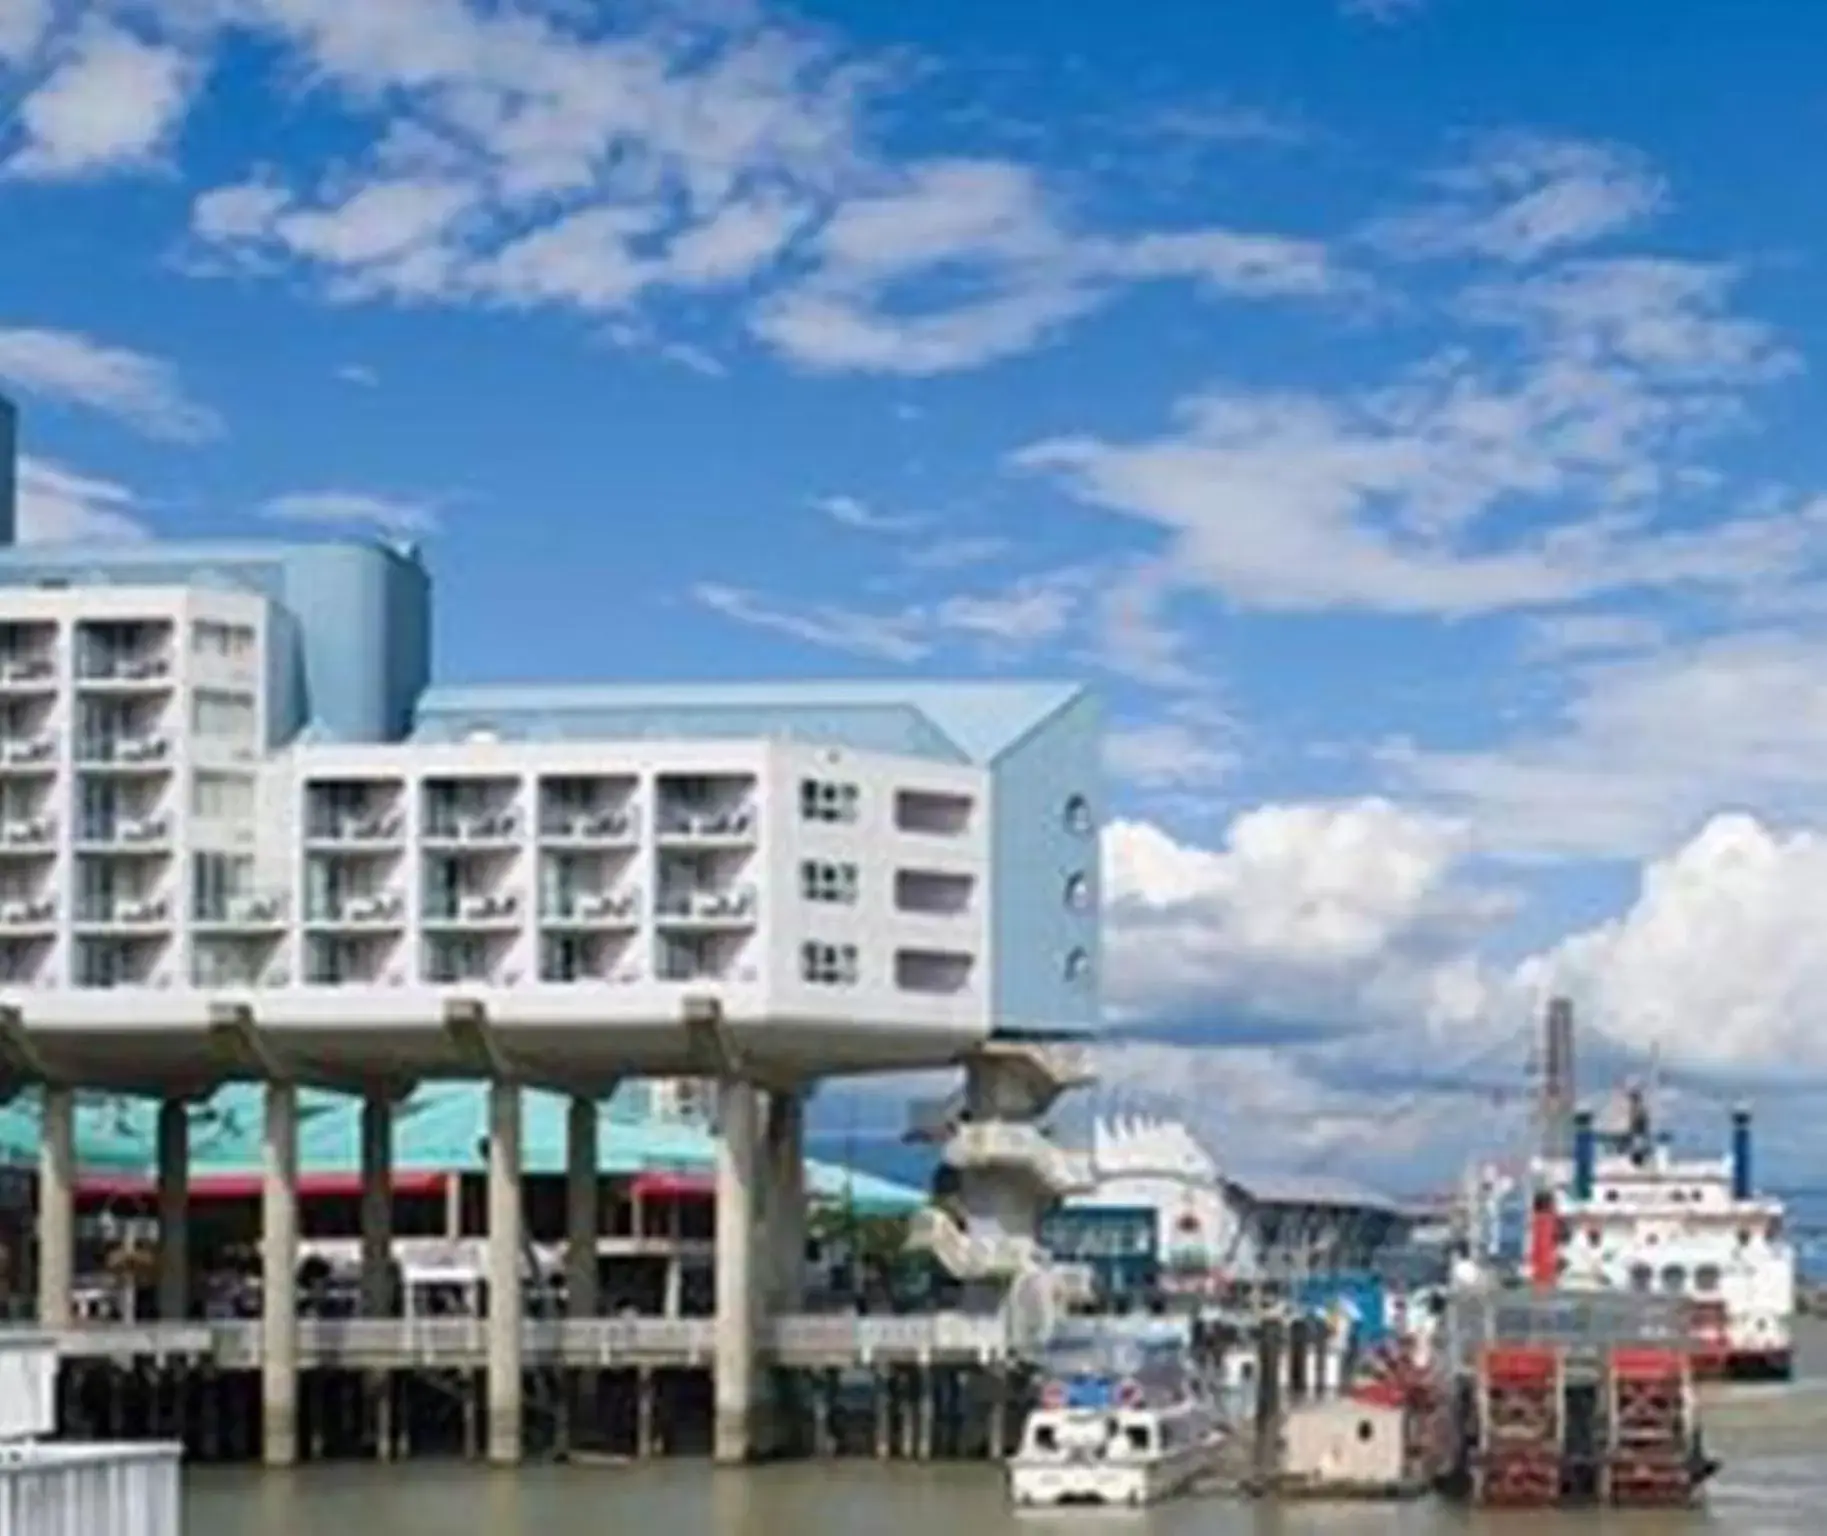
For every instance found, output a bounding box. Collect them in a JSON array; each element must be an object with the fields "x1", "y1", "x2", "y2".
[
  {"x1": 1572, "y1": 1109, "x2": 1596, "y2": 1202},
  {"x1": 1527, "y1": 1188, "x2": 1559, "y2": 1291},
  {"x1": 1730, "y1": 1106, "x2": 1753, "y2": 1201}
]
